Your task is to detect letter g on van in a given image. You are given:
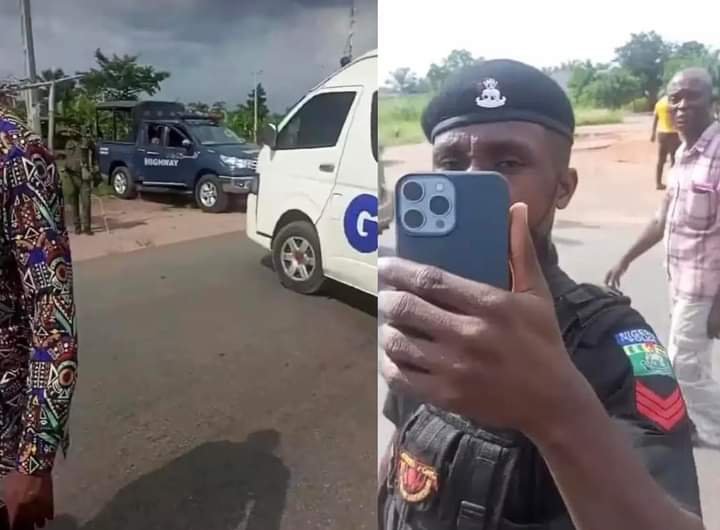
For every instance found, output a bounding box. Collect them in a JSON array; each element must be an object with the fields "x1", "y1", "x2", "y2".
[{"x1": 344, "y1": 193, "x2": 378, "y2": 253}]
